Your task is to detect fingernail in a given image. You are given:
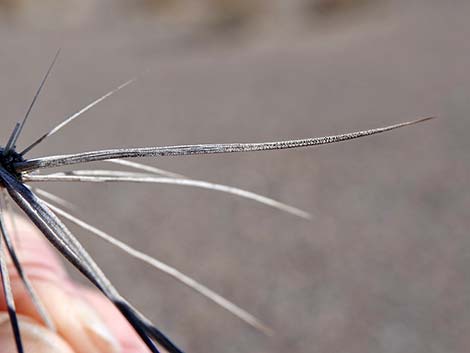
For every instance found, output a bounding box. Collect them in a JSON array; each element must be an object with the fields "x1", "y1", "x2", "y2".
[{"x1": 76, "y1": 300, "x2": 122, "y2": 353}]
